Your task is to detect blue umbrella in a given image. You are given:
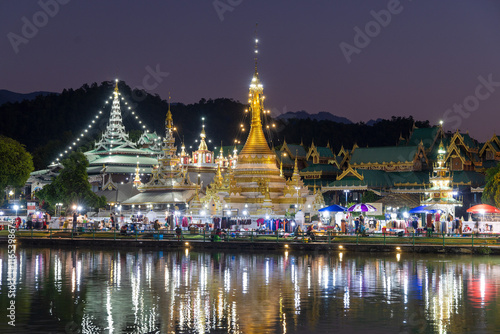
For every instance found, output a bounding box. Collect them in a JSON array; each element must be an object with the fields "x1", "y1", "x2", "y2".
[
  {"x1": 318, "y1": 204, "x2": 347, "y2": 212},
  {"x1": 409, "y1": 205, "x2": 436, "y2": 214}
]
